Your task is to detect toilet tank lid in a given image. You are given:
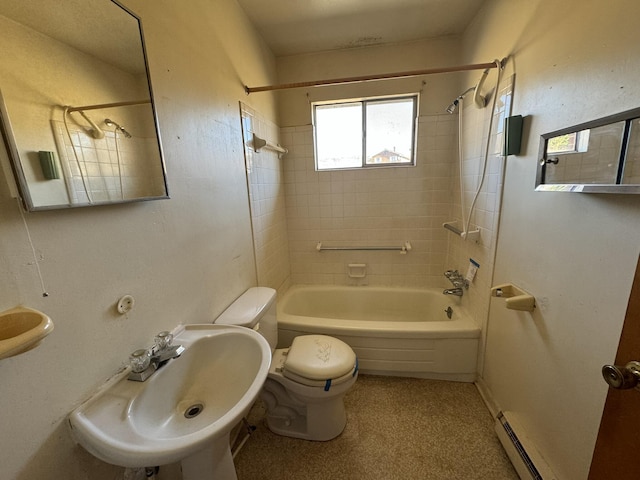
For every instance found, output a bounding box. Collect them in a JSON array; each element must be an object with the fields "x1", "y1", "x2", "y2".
[{"x1": 214, "y1": 287, "x2": 276, "y2": 327}]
